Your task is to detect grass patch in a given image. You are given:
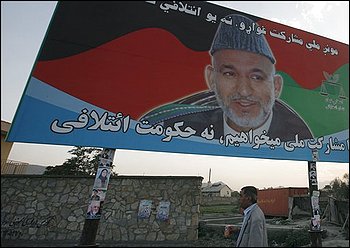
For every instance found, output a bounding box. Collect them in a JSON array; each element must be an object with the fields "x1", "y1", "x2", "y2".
[
  {"x1": 268, "y1": 227, "x2": 310, "y2": 247},
  {"x1": 200, "y1": 204, "x2": 239, "y2": 215}
]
